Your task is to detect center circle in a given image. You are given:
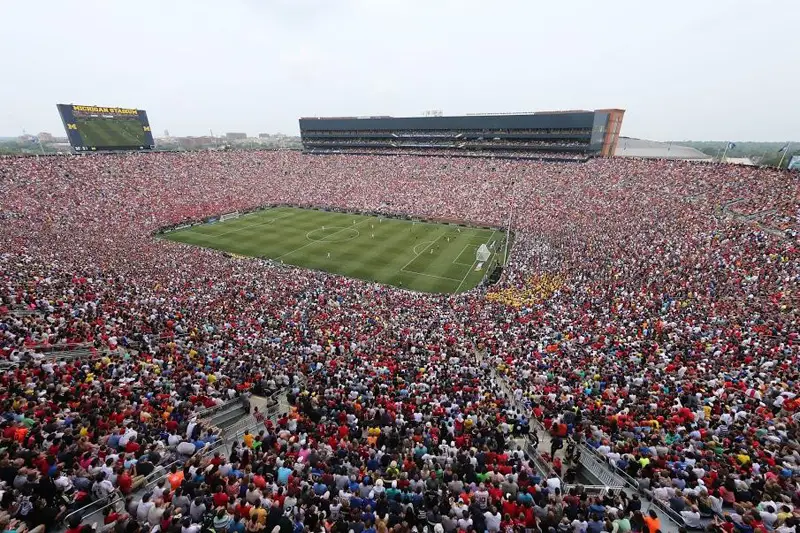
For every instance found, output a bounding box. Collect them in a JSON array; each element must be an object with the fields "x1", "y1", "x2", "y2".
[{"x1": 306, "y1": 226, "x2": 360, "y2": 243}]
